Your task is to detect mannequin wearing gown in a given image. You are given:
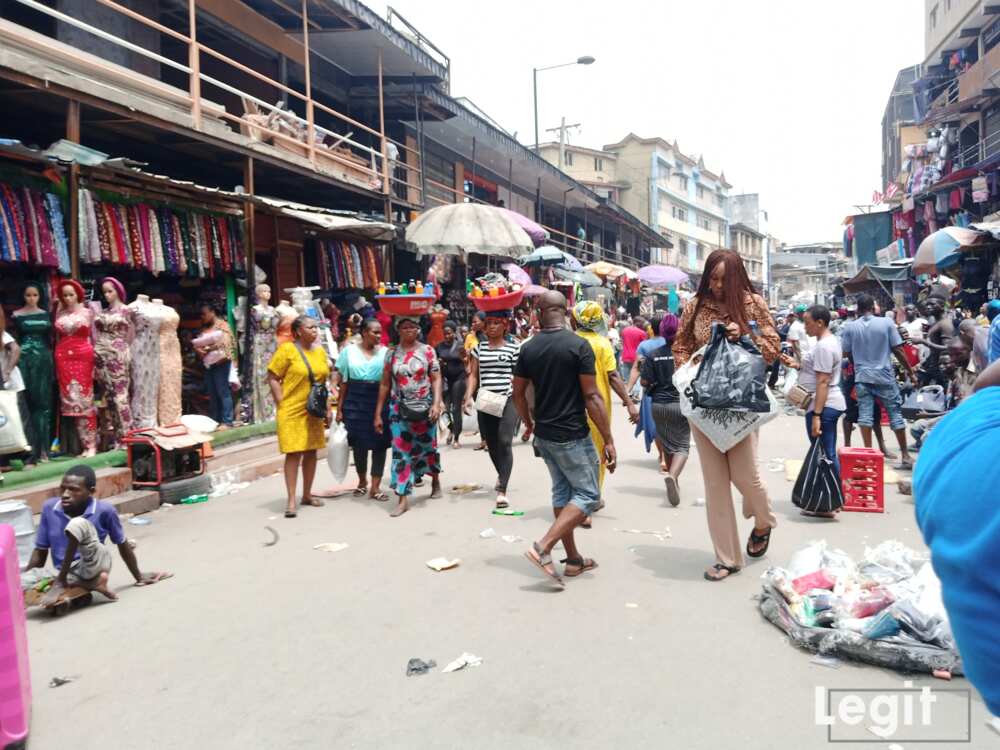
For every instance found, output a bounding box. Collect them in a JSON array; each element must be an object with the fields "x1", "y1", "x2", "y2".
[
  {"x1": 426, "y1": 305, "x2": 448, "y2": 348},
  {"x1": 94, "y1": 277, "x2": 134, "y2": 448},
  {"x1": 275, "y1": 299, "x2": 298, "y2": 346},
  {"x1": 13, "y1": 283, "x2": 54, "y2": 464},
  {"x1": 54, "y1": 280, "x2": 97, "y2": 456},
  {"x1": 251, "y1": 283, "x2": 278, "y2": 422},
  {"x1": 154, "y1": 299, "x2": 183, "y2": 425},
  {"x1": 129, "y1": 294, "x2": 162, "y2": 429}
]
